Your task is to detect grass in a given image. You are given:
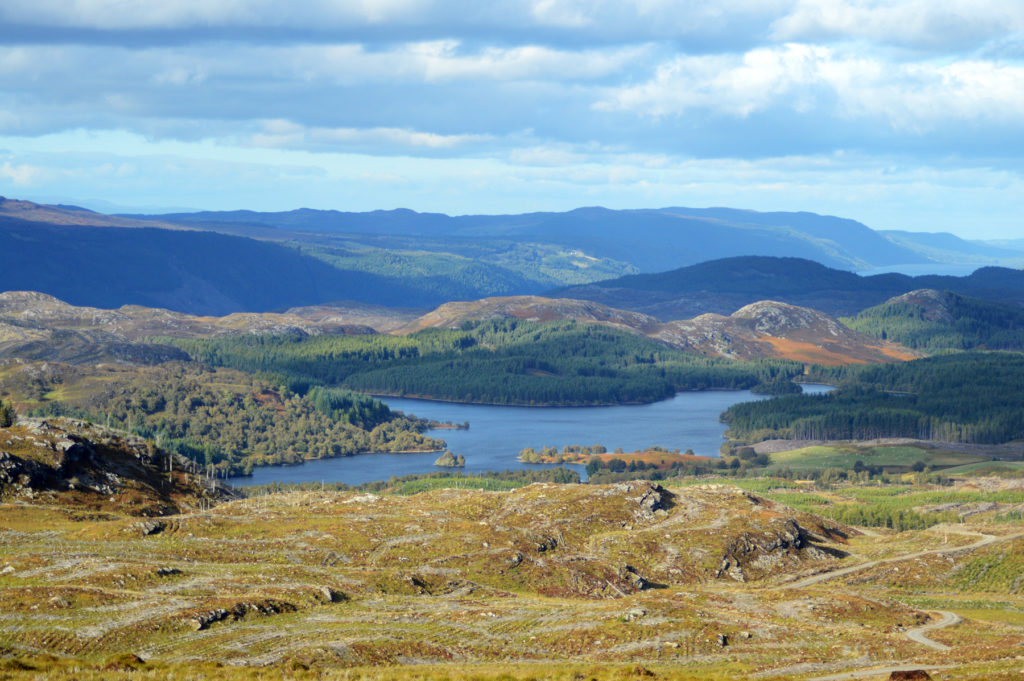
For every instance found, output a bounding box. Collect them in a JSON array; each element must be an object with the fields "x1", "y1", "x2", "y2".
[
  {"x1": 4, "y1": 471, "x2": 1024, "y2": 680},
  {"x1": 941, "y1": 461, "x2": 1024, "y2": 477},
  {"x1": 764, "y1": 444, "x2": 987, "y2": 472}
]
